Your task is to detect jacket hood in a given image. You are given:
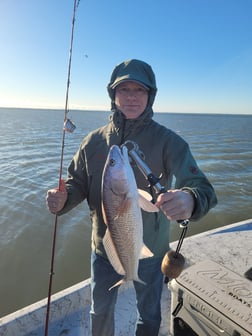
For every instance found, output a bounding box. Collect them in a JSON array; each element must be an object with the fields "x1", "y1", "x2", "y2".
[{"x1": 107, "y1": 59, "x2": 157, "y2": 111}]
